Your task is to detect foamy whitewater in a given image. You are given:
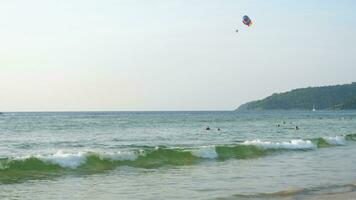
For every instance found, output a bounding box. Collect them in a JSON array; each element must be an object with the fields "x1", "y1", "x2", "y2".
[{"x1": 1, "y1": 111, "x2": 356, "y2": 200}]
